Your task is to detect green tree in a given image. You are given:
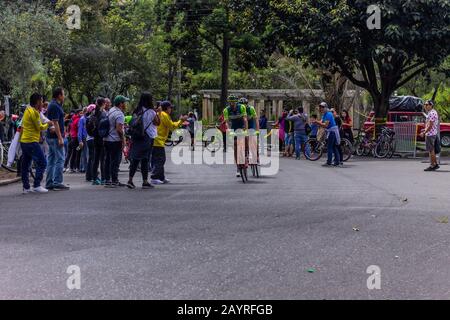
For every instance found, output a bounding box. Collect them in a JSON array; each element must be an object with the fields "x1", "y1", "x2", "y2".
[
  {"x1": 271, "y1": 0, "x2": 450, "y2": 130},
  {"x1": 167, "y1": 0, "x2": 264, "y2": 110},
  {"x1": 0, "y1": 1, "x2": 68, "y2": 101}
]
